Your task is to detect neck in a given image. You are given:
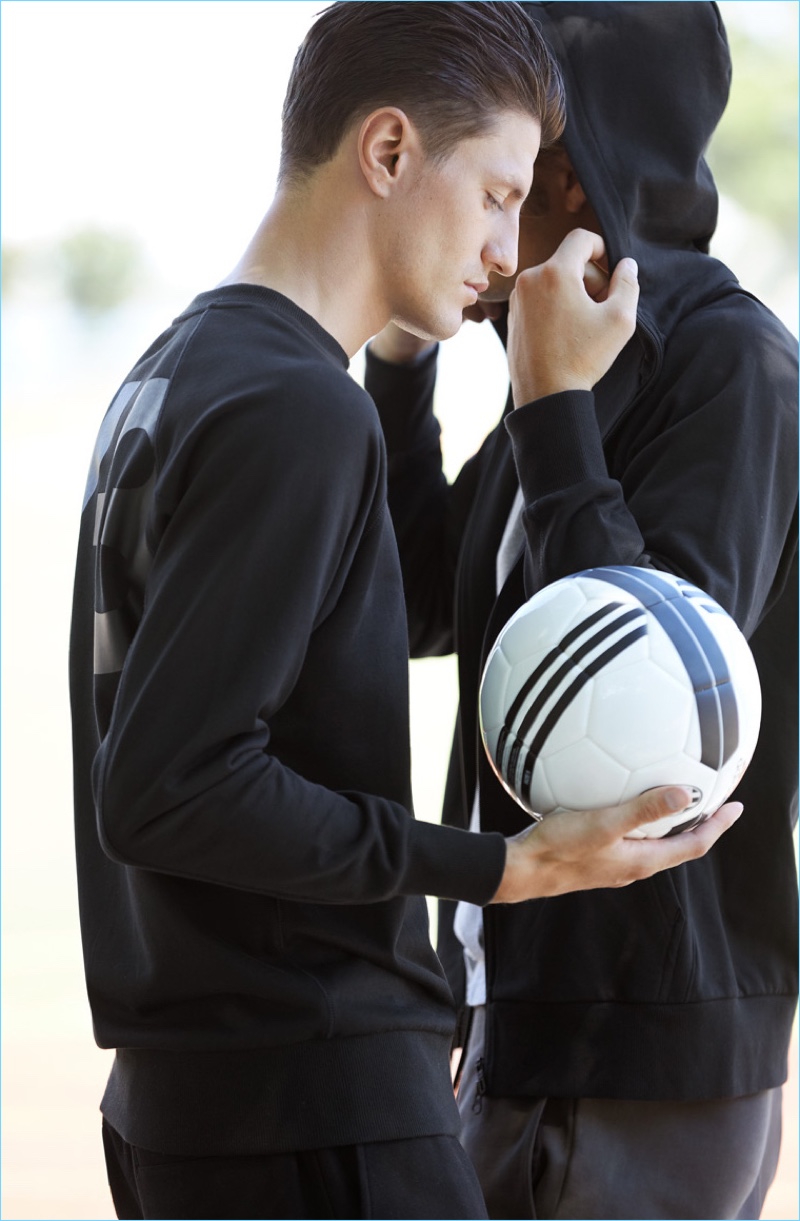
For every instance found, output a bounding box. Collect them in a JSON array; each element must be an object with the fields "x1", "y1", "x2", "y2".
[{"x1": 218, "y1": 171, "x2": 388, "y2": 357}]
